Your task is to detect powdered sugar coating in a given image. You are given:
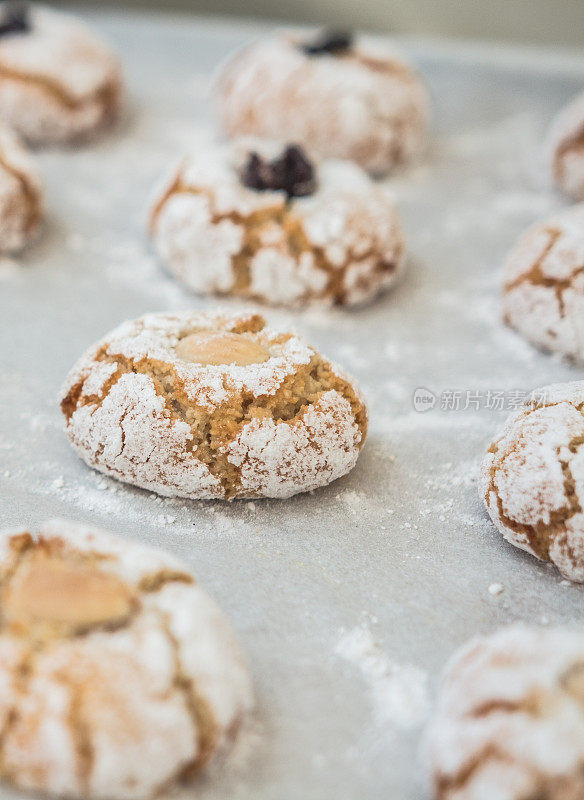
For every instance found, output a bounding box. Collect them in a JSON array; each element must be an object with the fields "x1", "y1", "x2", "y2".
[
  {"x1": 480, "y1": 381, "x2": 584, "y2": 581},
  {"x1": 215, "y1": 33, "x2": 429, "y2": 175},
  {"x1": 226, "y1": 391, "x2": 360, "y2": 498},
  {"x1": 0, "y1": 5, "x2": 123, "y2": 145},
  {"x1": 549, "y1": 91, "x2": 584, "y2": 200},
  {"x1": 150, "y1": 139, "x2": 405, "y2": 308},
  {"x1": 424, "y1": 625, "x2": 584, "y2": 800},
  {"x1": 0, "y1": 122, "x2": 42, "y2": 251},
  {"x1": 502, "y1": 204, "x2": 584, "y2": 362},
  {"x1": 0, "y1": 518, "x2": 253, "y2": 800},
  {"x1": 60, "y1": 309, "x2": 367, "y2": 500},
  {"x1": 65, "y1": 372, "x2": 224, "y2": 499}
]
